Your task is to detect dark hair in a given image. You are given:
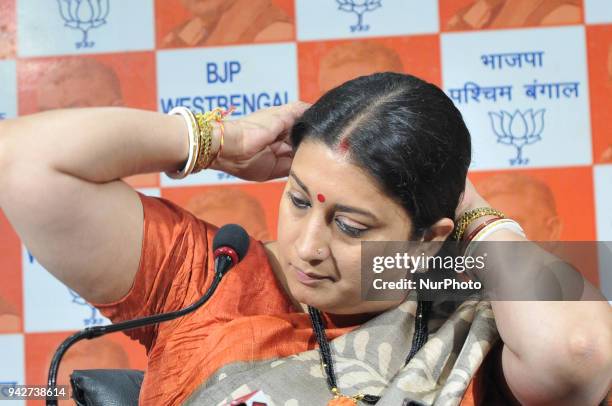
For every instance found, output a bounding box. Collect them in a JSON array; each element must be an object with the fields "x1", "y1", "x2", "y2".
[{"x1": 291, "y1": 72, "x2": 471, "y2": 238}]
